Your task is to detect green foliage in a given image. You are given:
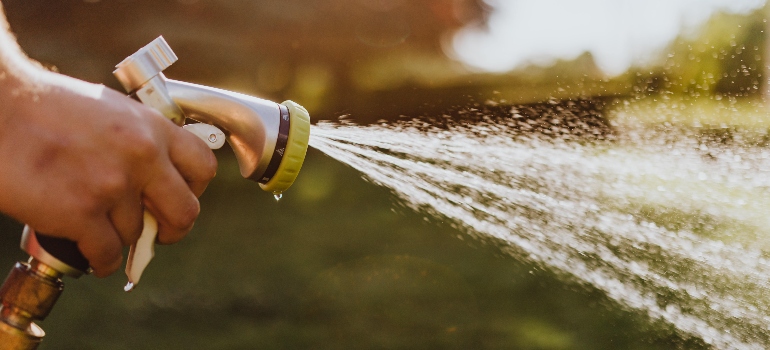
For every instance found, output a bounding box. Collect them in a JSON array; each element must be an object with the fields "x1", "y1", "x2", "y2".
[{"x1": 638, "y1": 9, "x2": 766, "y2": 97}]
